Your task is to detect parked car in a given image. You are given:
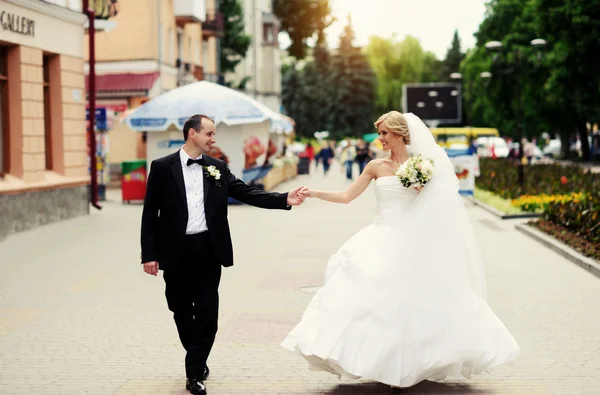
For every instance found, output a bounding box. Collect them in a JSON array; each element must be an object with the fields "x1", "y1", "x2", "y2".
[
  {"x1": 543, "y1": 139, "x2": 561, "y2": 157},
  {"x1": 475, "y1": 137, "x2": 510, "y2": 158}
]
